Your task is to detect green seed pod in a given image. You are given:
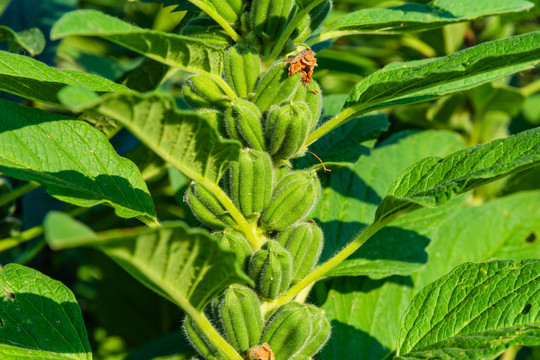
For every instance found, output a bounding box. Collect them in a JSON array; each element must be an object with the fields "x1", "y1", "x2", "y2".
[
  {"x1": 183, "y1": 75, "x2": 231, "y2": 111},
  {"x1": 292, "y1": 80, "x2": 322, "y2": 131},
  {"x1": 225, "y1": 99, "x2": 266, "y2": 151},
  {"x1": 260, "y1": 302, "x2": 312, "y2": 360},
  {"x1": 180, "y1": 17, "x2": 232, "y2": 47},
  {"x1": 292, "y1": 0, "x2": 332, "y2": 43},
  {"x1": 251, "y1": 0, "x2": 296, "y2": 43},
  {"x1": 183, "y1": 315, "x2": 225, "y2": 360},
  {"x1": 214, "y1": 228, "x2": 252, "y2": 270},
  {"x1": 273, "y1": 165, "x2": 292, "y2": 184},
  {"x1": 218, "y1": 285, "x2": 264, "y2": 352},
  {"x1": 276, "y1": 222, "x2": 323, "y2": 280},
  {"x1": 224, "y1": 45, "x2": 261, "y2": 99},
  {"x1": 252, "y1": 63, "x2": 301, "y2": 113},
  {"x1": 229, "y1": 149, "x2": 273, "y2": 220},
  {"x1": 248, "y1": 240, "x2": 292, "y2": 299},
  {"x1": 265, "y1": 102, "x2": 310, "y2": 160},
  {"x1": 295, "y1": 305, "x2": 331, "y2": 359},
  {"x1": 261, "y1": 171, "x2": 321, "y2": 231},
  {"x1": 184, "y1": 184, "x2": 236, "y2": 230},
  {"x1": 207, "y1": 0, "x2": 243, "y2": 25}
]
